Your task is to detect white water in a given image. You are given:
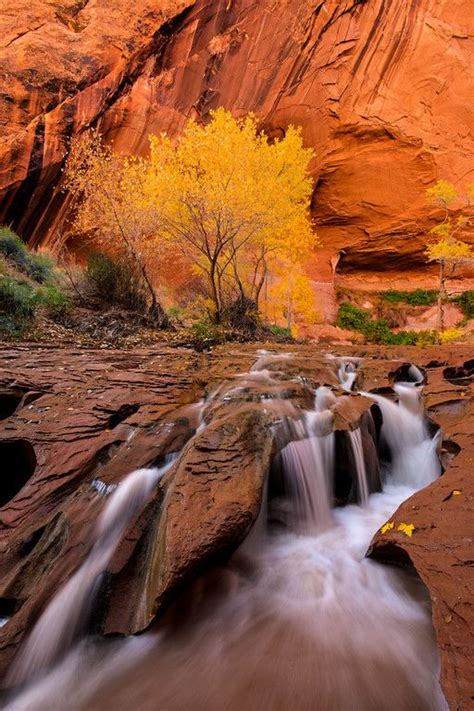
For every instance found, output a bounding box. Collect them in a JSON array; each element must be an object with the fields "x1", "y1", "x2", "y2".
[
  {"x1": 4, "y1": 359, "x2": 447, "y2": 710},
  {"x1": 348, "y1": 428, "x2": 370, "y2": 505},
  {"x1": 364, "y1": 383, "x2": 441, "y2": 488},
  {"x1": 8, "y1": 458, "x2": 175, "y2": 687},
  {"x1": 338, "y1": 360, "x2": 357, "y2": 391}
]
